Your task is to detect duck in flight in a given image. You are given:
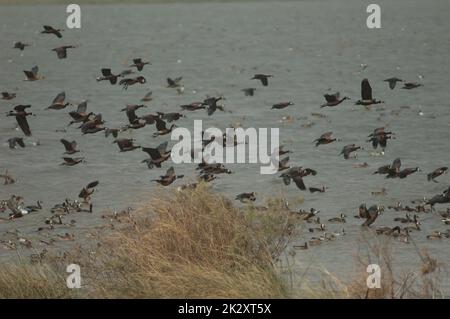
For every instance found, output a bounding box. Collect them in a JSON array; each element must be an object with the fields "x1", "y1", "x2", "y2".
[
  {"x1": 13, "y1": 41, "x2": 30, "y2": 51},
  {"x1": 141, "y1": 141, "x2": 171, "y2": 169},
  {"x1": 153, "y1": 118, "x2": 175, "y2": 137},
  {"x1": 141, "y1": 91, "x2": 153, "y2": 102},
  {"x1": 113, "y1": 138, "x2": 141, "y2": 152},
  {"x1": 167, "y1": 77, "x2": 183, "y2": 88},
  {"x1": 1, "y1": 92, "x2": 16, "y2": 100},
  {"x1": 41, "y1": 25, "x2": 63, "y2": 38},
  {"x1": 7, "y1": 105, "x2": 33, "y2": 136},
  {"x1": 97, "y1": 68, "x2": 121, "y2": 85},
  {"x1": 80, "y1": 113, "x2": 105, "y2": 135},
  {"x1": 251, "y1": 74, "x2": 273, "y2": 86},
  {"x1": 130, "y1": 58, "x2": 150, "y2": 71},
  {"x1": 367, "y1": 127, "x2": 393, "y2": 150},
  {"x1": 68, "y1": 100, "x2": 93, "y2": 126},
  {"x1": 78, "y1": 181, "x2": 99, "y2": 203},
  {"x1": 280, "y1": 167, "x2": 317, "y2": 191},
  {"x1": 47, "y1": 91, "x2": 70, "y2": 110},
  {"x1": 152, "y1": 167, "x2": 184, "y2": 186},
  {"x1": 60, "y1": 139, "x2": 79, "y2": 155},
  {"x1": 242, "y1": 88, "x2": 256, "y2": 96},
  {"x1": 355, "y1": 79, "x2": 383, "y2": 106},
  {"x1": 8, "y1": 137, "x2": 25, "y2": 149},
  {"x1": 202, "y1": 96, "x2": 224, "y2": 116},
  {"x1": 427, "y1": 167, "x2": 448, "y2": 183},
  {"x1": 320, "y1": 92, "x2": 349, "y2": 108},
  {"x1": 314, "y1": 132, "x2": 339, "y2": 147},
  {"x1": 340, "y1": 144, "x2": 362, "y2": 159},
  {"x1": 119, "y1": 76, "x2": 146, "y2": 90},
  {"x1": 402, "y1": 82, "x2": 423, "y2": 90},
  {"x1": 384, "y1": 77, "x2": 403, "y2": 90},
  {"x1": 272, "y1": 101, "x2": 294, "y2": 110},
  {"x1": 121, "y1": 104, "x2": 147, "y2": 128},
  {"x1": 52, "y1": 45, "x2": 75, "y2": 59},
  {"x1": 23, "y1": 65, "x2": 43, "y2": 81}
]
